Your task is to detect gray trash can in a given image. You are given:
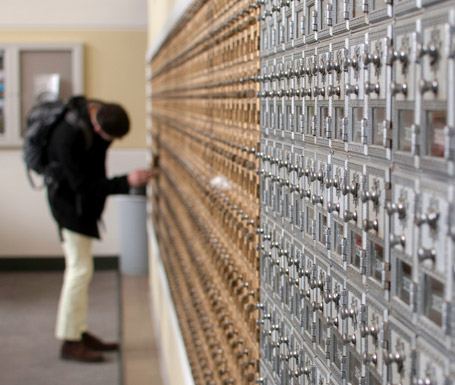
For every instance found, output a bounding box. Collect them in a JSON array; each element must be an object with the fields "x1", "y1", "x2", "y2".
[{"x1": 117, "y1": 191, "x2": 148, "y2": 275}]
